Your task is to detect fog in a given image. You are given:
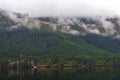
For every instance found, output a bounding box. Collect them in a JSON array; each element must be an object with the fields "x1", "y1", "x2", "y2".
[{"x1": 0, "y1": 0, "x2": 119, "y2": 17}]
